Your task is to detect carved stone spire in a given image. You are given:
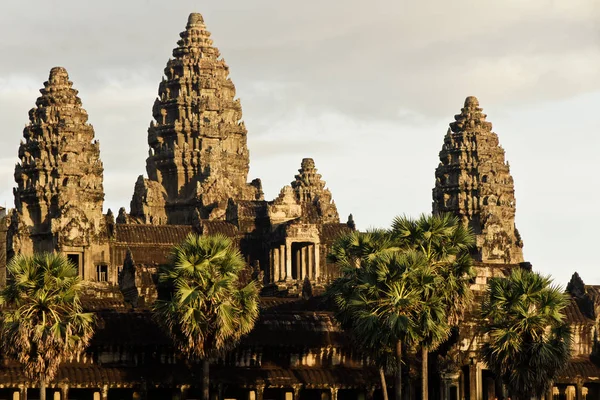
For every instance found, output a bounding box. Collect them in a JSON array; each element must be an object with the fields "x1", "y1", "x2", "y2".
[
  {"x1": 291, "y1": 158, "x2": 339, "y2": 223},
  {"x1": 132, "y1": 13, "x2": 262, "y2": 224},
  {"x1": 10, "y1": 67, "x2": 105, "y2": 254},
  {"x1": 432, "y1": 96, "x2": 524, "y2": 264}
]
